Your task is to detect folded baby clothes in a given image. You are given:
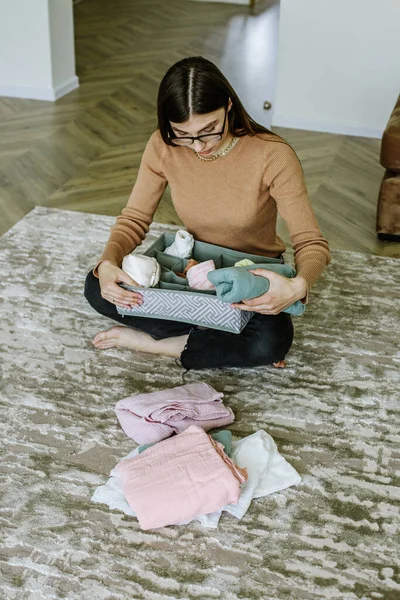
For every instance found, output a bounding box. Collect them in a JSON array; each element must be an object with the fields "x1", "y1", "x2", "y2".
[
  {"x1": 115, "y1": 425, "x2": 247, "y2": 530},
  {"x1": 207, "y1": 263, "x2": 306, "y2": 316},
  {"x1": 187, "y1": 260, "x2": 216, "y2": 290},
  {"x1": 115, "y1": 382, "x2": 234, "y2": 445},
  {"x1": 121, "y1": 254, "x2": 161, "y2": 287},
  {"x1": 175, "y1": 258, "x2": 199, "y2": 279},
  {"x1": 164, "y1": 230, "x2": 194, "y2": 258},
  {"x1": 138, "y1": 429, "x2": 233, "y2": 457},
  {"x1": 91, "y1": 429, "x2": 301, "y2": 529}
]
